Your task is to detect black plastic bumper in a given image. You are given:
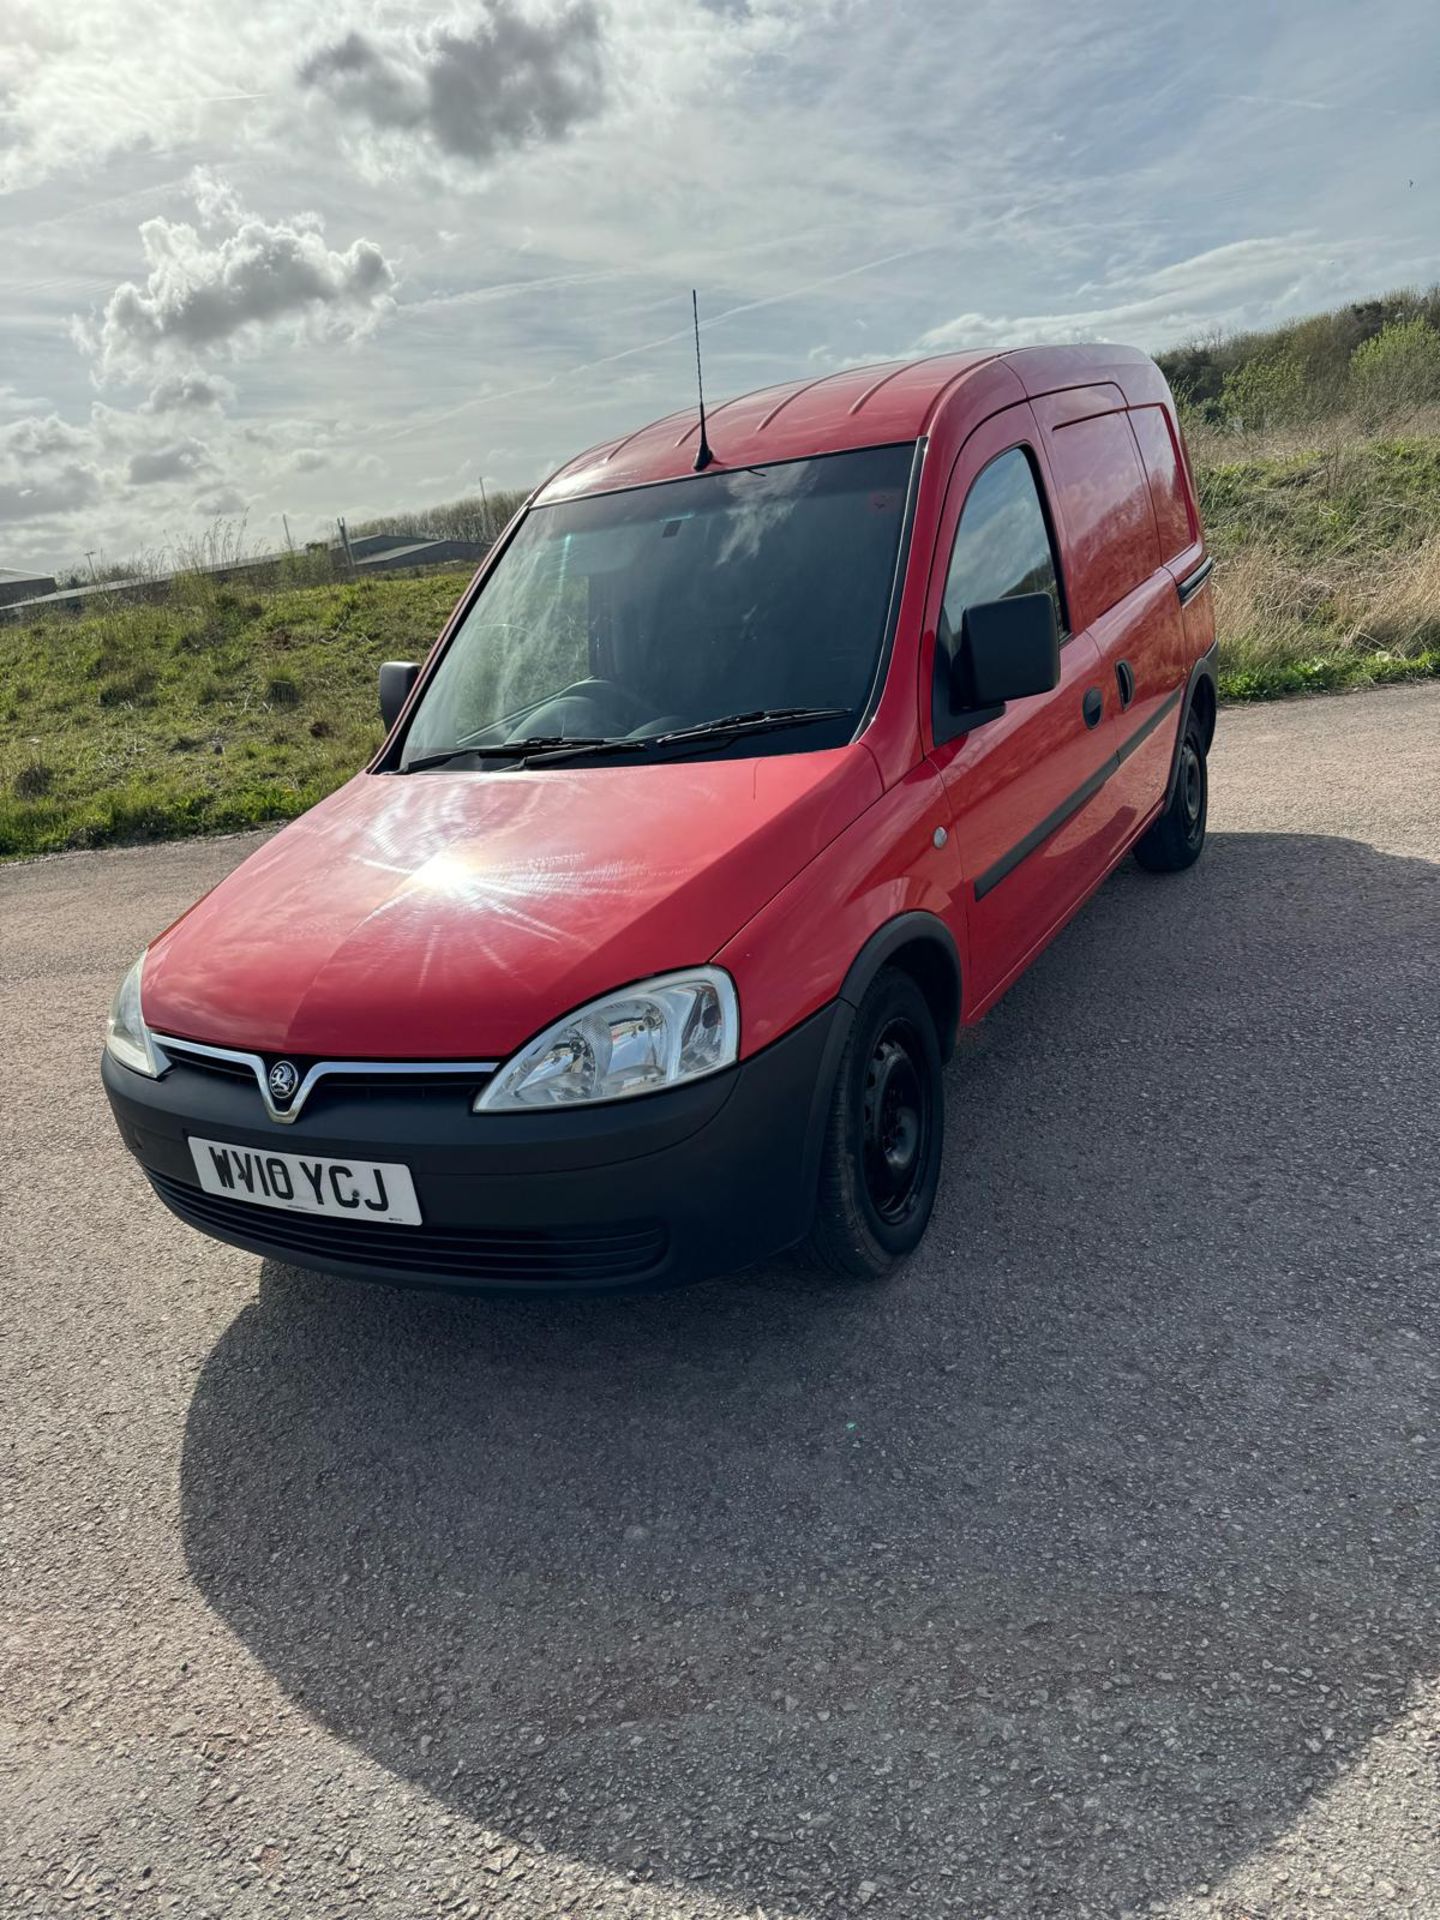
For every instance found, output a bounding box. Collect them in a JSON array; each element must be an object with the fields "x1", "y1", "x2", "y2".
[{"x1": 101, "y1": 1003, "x2": 846, "y2": 1293}]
